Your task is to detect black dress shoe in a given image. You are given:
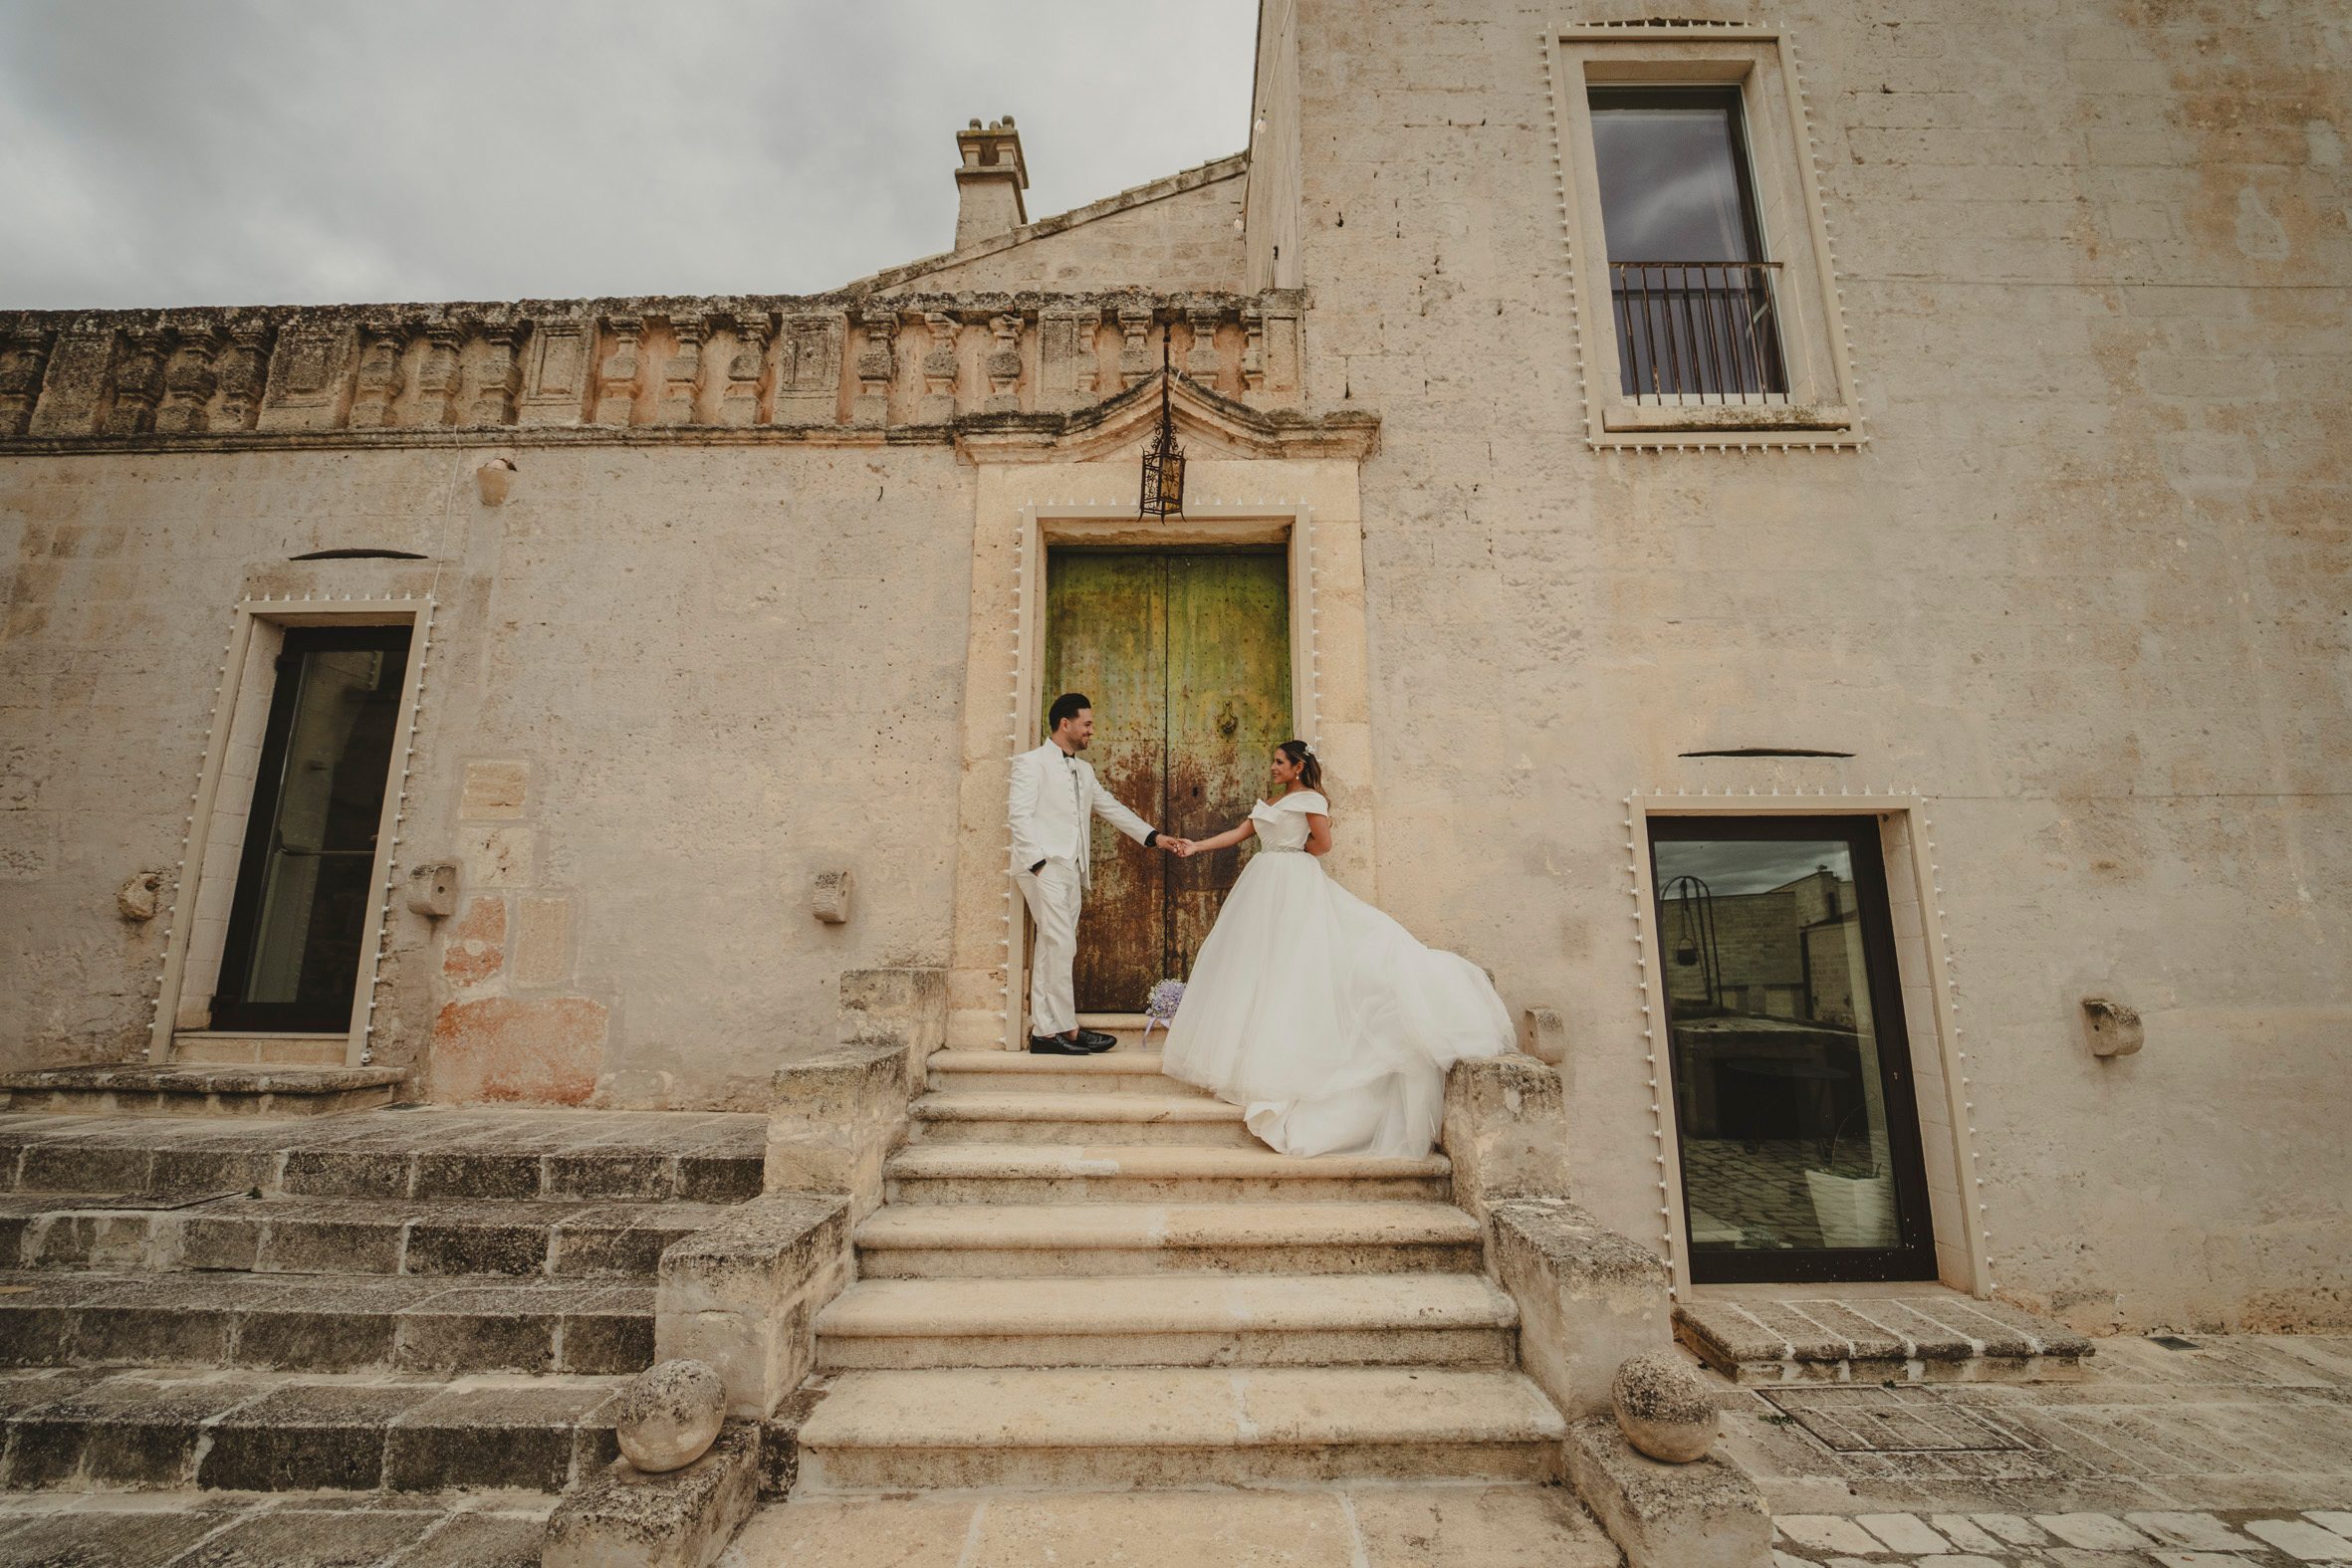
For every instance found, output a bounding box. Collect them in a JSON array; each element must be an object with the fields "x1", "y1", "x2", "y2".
[
  {"x1": 1073, "y1": 1028, "x2": 1118, "y2": 1051},
  {"x1": 1028, "y1": 1035, "x2": 1091, "y2": 1055}
]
